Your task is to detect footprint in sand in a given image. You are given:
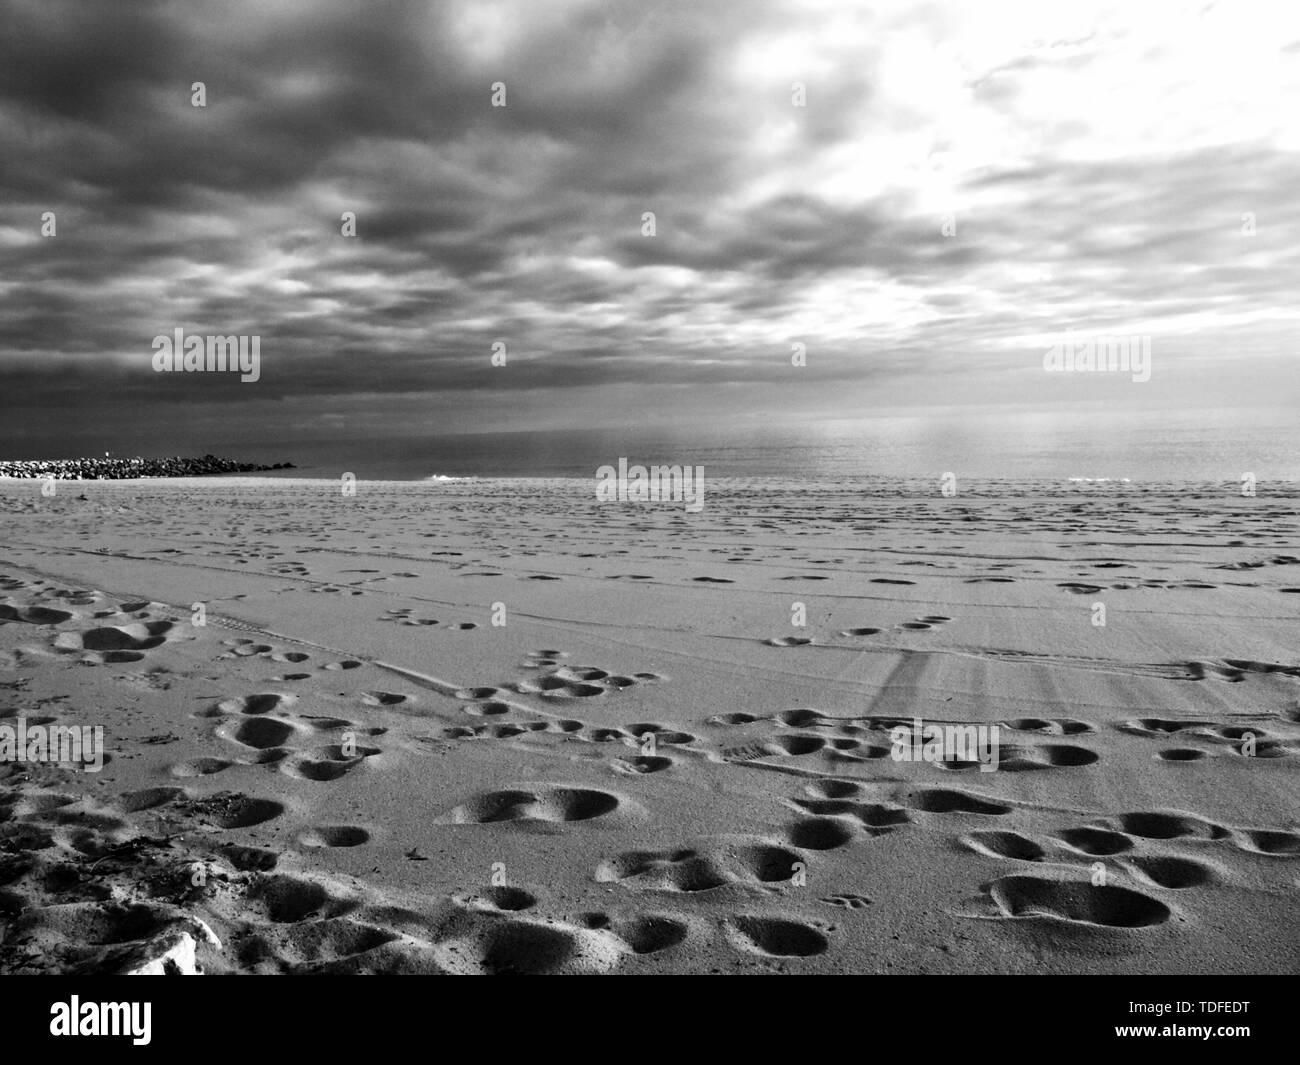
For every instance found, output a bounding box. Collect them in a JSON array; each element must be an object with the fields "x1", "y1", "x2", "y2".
[
  {"x1": 281, "y1": 742, "x2": 381, "y2": 782},
  {"x1": 901, "y1": 787, "x2": 1012, "y2": 816},
  {"x1": 985, "y1": 875, "x2": 1171, "y2": 928},
  {"x1": 791, "y1": 796, "x2": 912, "y2": 833},
  {"x1": 179, "y1": 793, "x2": 286, "y2": 830},
  {"x1": 109, "y1": 787, "x2": 185, "y2": 816},
  {"x1": 774, "y1": 708, "x2": 826, "y2": 727},
  {"x1": 219, "y1": 715, "x2": 302, "y2": 751},
  {"x1": 1054, "y1": 826, "x2": 1134, "y2": 855},
  {"x1": 454, "y1": 885, "x2": 539, "y2": 913},
  {"x1": 202, "y1": 692, "x2": 383, "y2": 780},
  {"x1": 454, "y1": 686, "x2": 505, "y2": 701},
  {"x1": 244, "y1": 873, "x2": 355, "y2": 923},
  {"x1": 53, "y1": 620, "x2": 176, "y2": 663},
  {"x1": 169, "y1": 757, "x2": 234, "y2": 778},
  {"x1": 361, "y1": 691, "x2": 411, "y2": 706},
  {"x1": 0, "y1": 603, "x2": 74, "y2": 625},
  {"x1": 596, "y1": 837, "x2": 806, "y2": 893},
  {"x1": 1154, "y1": 747, "x2": 1210, "y2": 762},
  {"x1": 707, "y1": 712, "x2": 760, "y2": 726},
  {"x1": 1121, "y1": 855, "x2": 1218, "y2": 889},
  {"x1": 785, "y1": 818, "x2": 856, "y2": 850},
  {"x1": 1003, "y1": 717, "x2": 1095, "y2": 736},
  {"x1": 521, "y1": 648, "x2": 567, "y2": 668},
  {"x1": 430, "y1": 911, "x2": 626, "y2": 975},
  {"x1": 723, "y1": 915, "x2": 830, "y2": 957},
  {"x1": 626, "y1": 723, "x2": 696, "y2": 747},
  {"x1": 442, "y1": 785, "x2": 627, "y2": 825},
  {"x1": 381, "y1": 608, "x2": 439, "y2": 626},
  {"x1": 803, "y1": 779, "x2": 866, "y2": 799},
  {"x1": 582, "y1": 913, "x2": 691, "y2": 956},
  {"x1": 1110, "y1": 811, "x2": 1228, "y2": 841},
  {"x1": 962, "y1": 830, "x2": 1046, "y2": 862},
  {"x1": 768, "y1": 734, "x2": 826, "y2": 756},
  {"x1": 461, "y1": 699, "x2": 514, "y2": 716},
  {"x1": 226, "y1": 640, "x2": 273, "y2": 657},
  {"x1": 298, "y1": 826, "x2": 371, "y2": 849},
  {"x1": 898, "y1": 614, "x2": 952, "y2": 631},
  {"x1": 517, "y1": 669, "x2": 627, "y2": 699},
  {"x1": 204, "y1": 693, "x2": 298, "y2": 717},
  {"x1": 820, "y1": 894, "x2": 873, "y2": 910},
  {"x1": 965, "y1": 743, "x2": 1099, "y2": 771},
  {"x1": 611, "y1": 754, "x2": 674, "y2": 775},
  {"x1": 1237, "y1": 828, "x2": 1300, "y2": 855}
]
